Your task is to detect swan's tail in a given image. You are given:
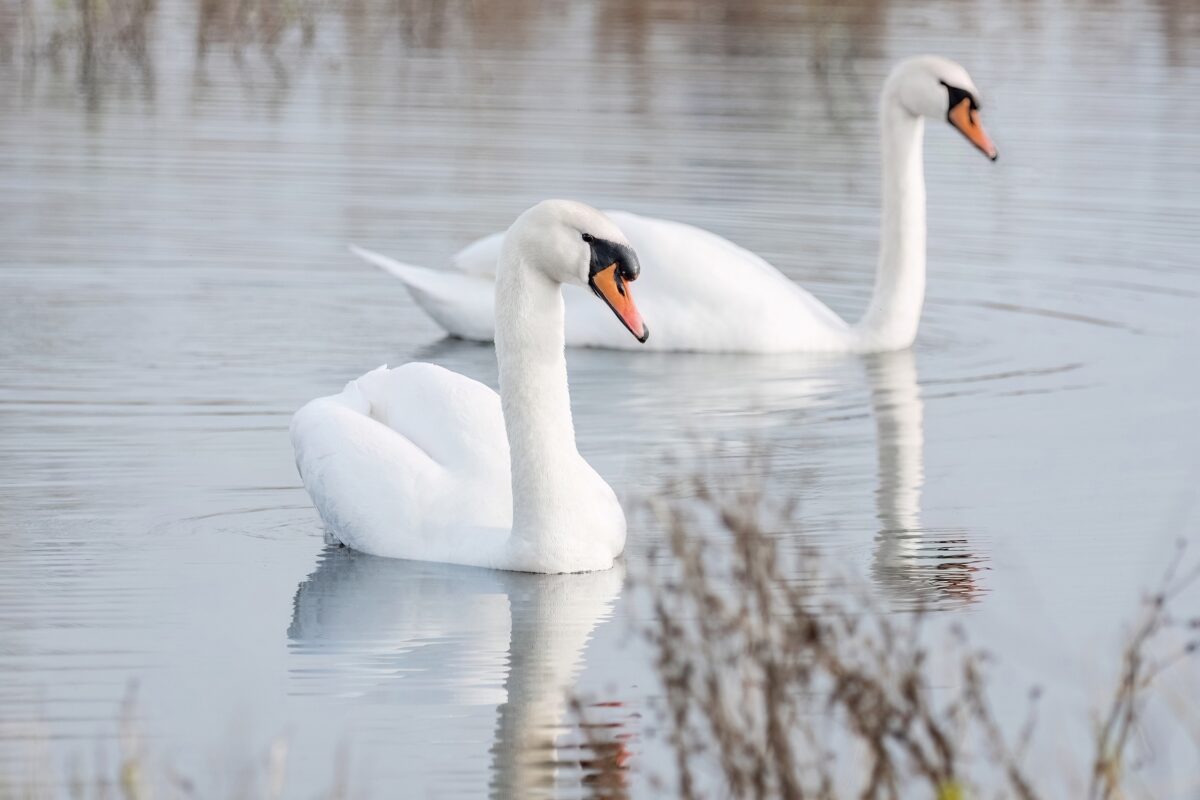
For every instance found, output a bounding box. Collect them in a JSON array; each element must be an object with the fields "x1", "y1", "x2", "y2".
[{"x1": 349, "y1": 245, "x2": 497, "y2": 342}]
